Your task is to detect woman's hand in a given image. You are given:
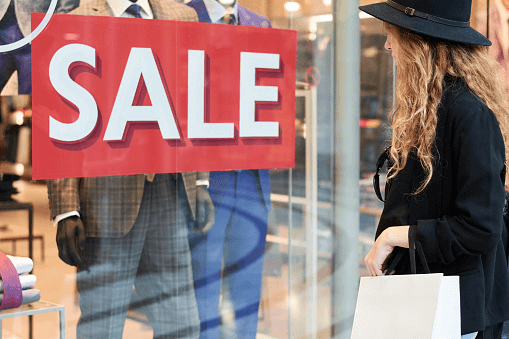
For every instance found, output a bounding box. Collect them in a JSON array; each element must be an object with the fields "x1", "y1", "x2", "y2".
[{"x1": 364, "y1": 226, "x2": 410, "y2": 276}]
